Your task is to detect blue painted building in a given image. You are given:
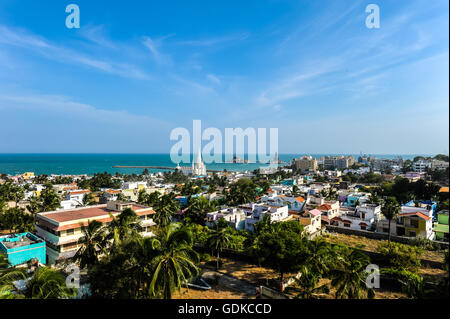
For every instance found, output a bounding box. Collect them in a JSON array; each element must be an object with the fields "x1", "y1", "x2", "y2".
[
  {"x1": 281, "y1": 179, "x2": 297, "y2": 186},
  {"x1": 0, "y1": 233, "x2": 46, "y2": 266}
]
